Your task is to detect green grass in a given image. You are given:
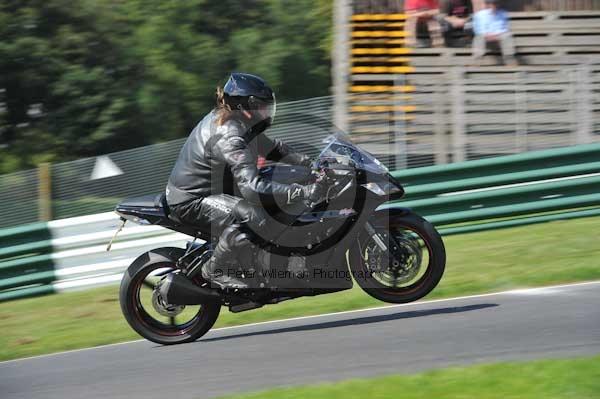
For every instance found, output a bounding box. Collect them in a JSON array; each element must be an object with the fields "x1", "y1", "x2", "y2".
[
  {"x1": 2, "y1": 216, "x2": 600, "y2": 361},
  {"x1": 216, "y1": 356, "x2": 600, "y2": 399}
]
